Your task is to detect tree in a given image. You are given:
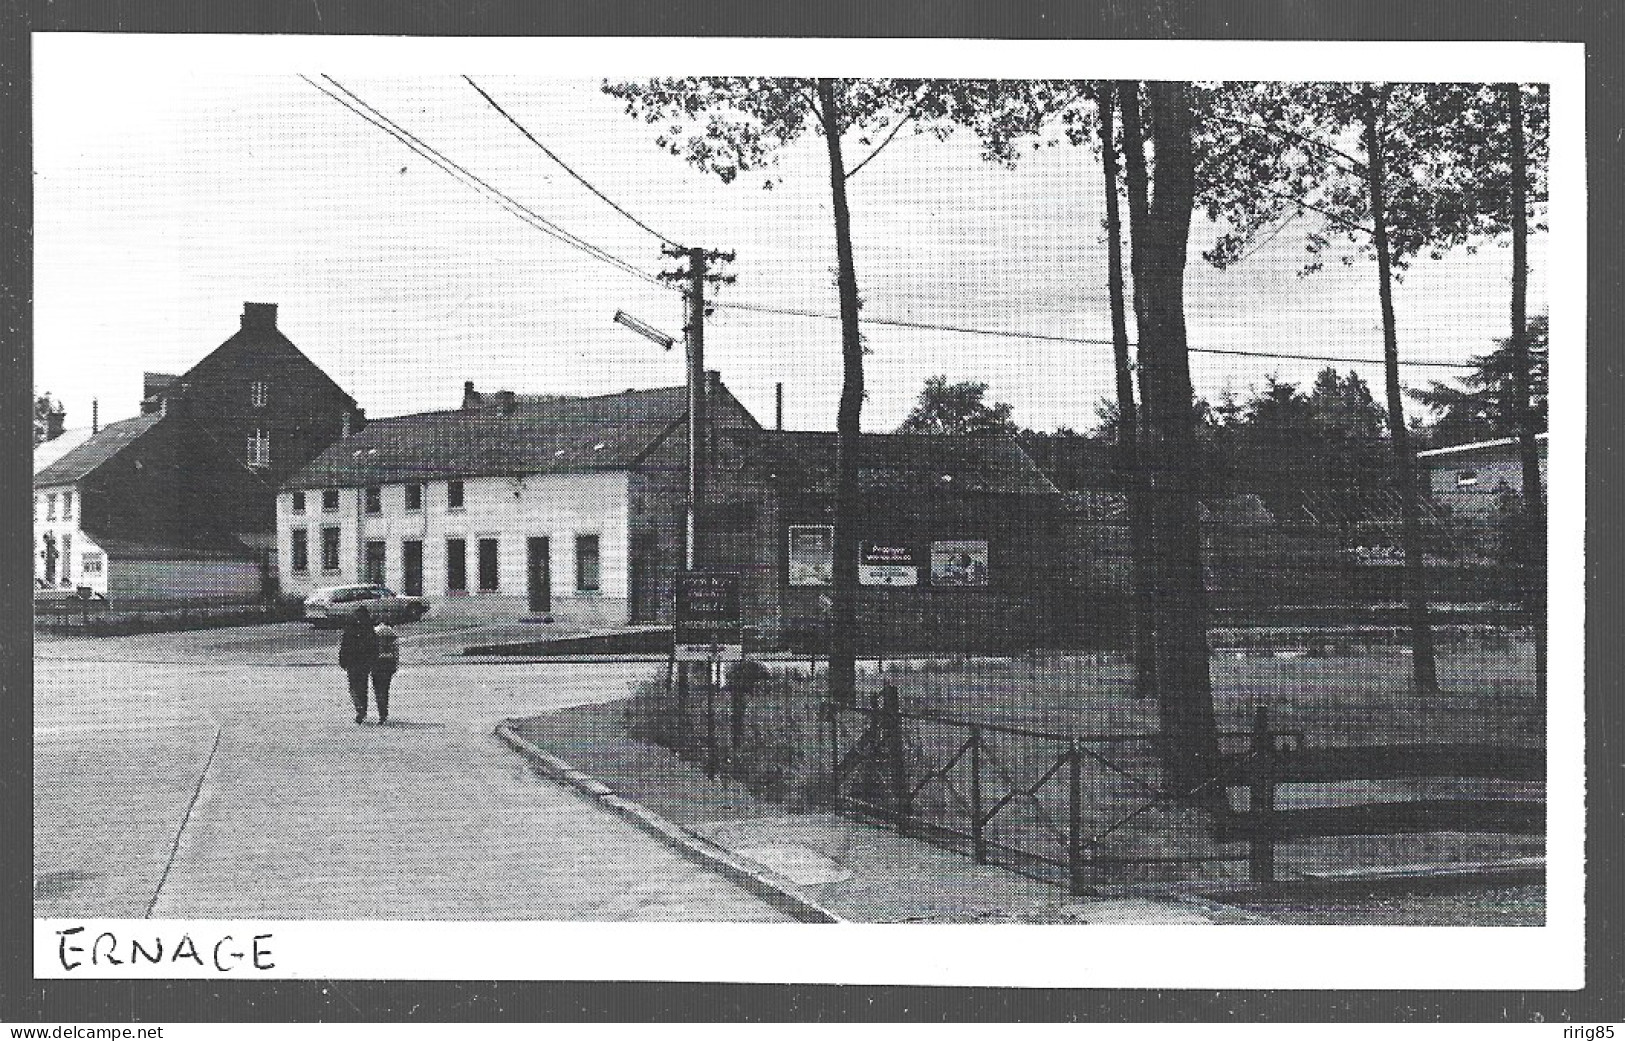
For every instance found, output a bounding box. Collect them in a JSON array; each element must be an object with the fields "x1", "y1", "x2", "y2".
[
  {"x1": 1410, "y1": 315, "x2": 1549, "y2": 447},
  {"x1": 1120, "y1": 81, "x2": 1222, "y2": 791},
  {"x1": 603, "y1": 77, "x2": 958, "y2": 705},
  {"x1": 34, "y1": 392, "x2": 59, "y2": 446},
  {"x1": 1196, "y1": 82, "x2": 1520, "y2": 695},
  {"x1": 896, "y1": 375, "x2": 1016, "y2": 435}
]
